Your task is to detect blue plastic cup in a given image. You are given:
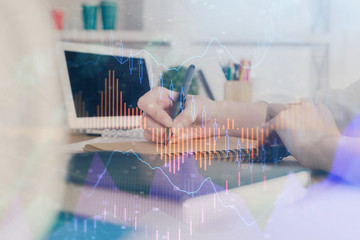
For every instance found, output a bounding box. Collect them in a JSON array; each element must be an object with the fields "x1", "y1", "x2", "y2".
[
  {"x1": 82, "y1": 5, "x2": 98, "y2": 30},
  {"x1": 101, "y1": 1, "x2": 117, "y2": 30}
]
